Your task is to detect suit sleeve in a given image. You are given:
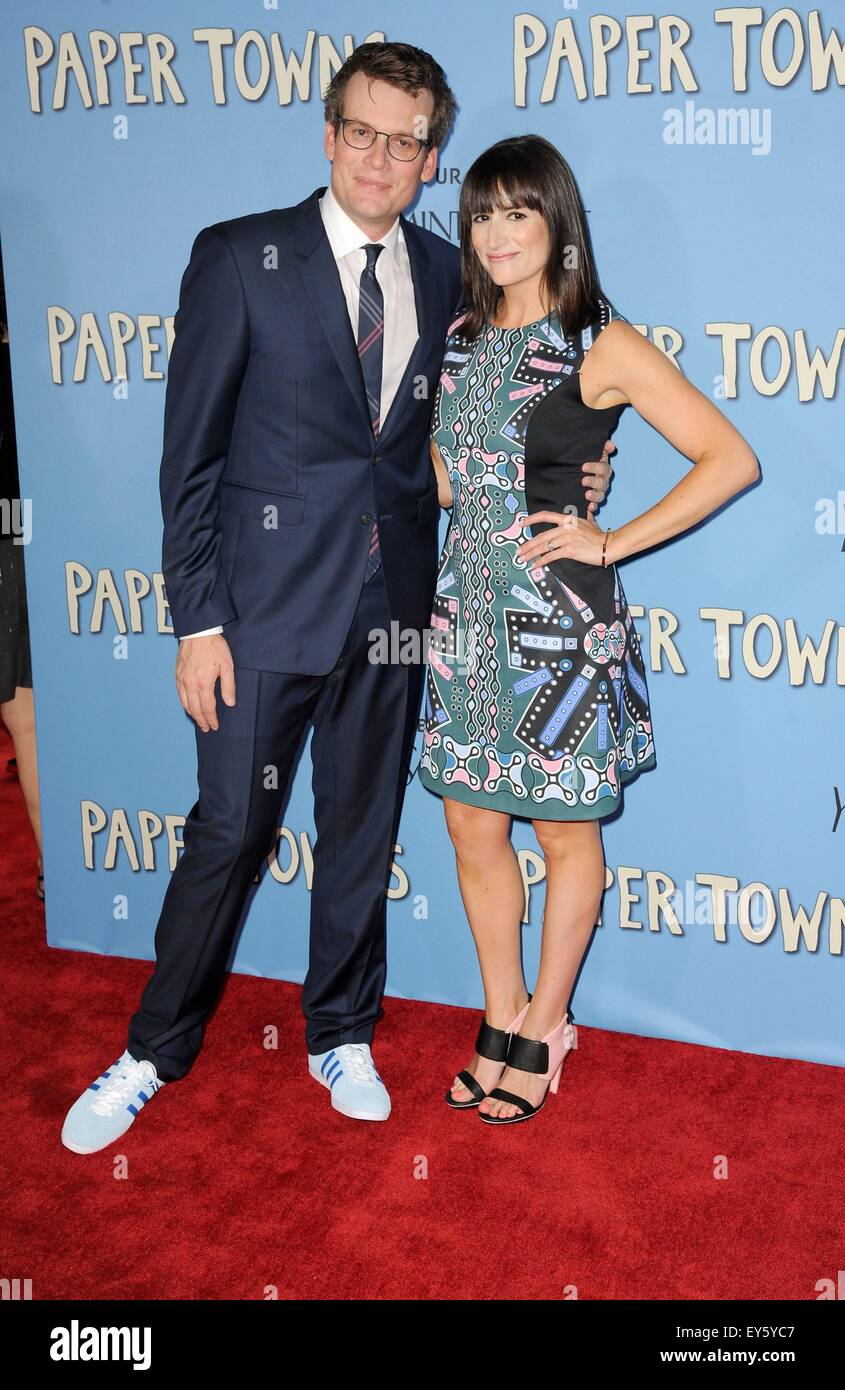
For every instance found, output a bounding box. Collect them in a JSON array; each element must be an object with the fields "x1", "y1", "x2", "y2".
[{"x1": 160, "y1": 224, "x2": 250, "y2": 639}]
